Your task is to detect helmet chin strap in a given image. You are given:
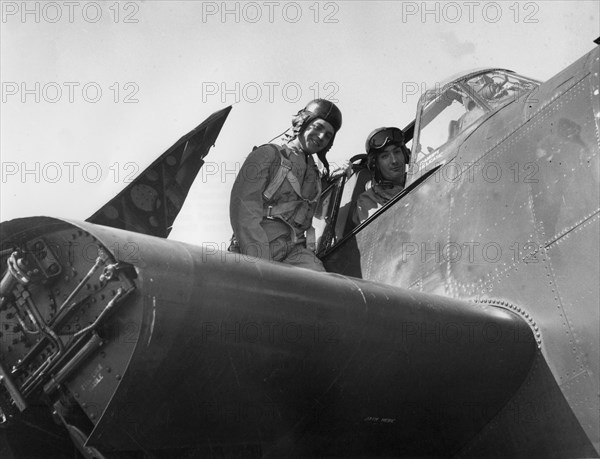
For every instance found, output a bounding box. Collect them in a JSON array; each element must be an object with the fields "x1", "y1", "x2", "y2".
[{"x1": 283, "y1": 123, "x2": 311, "y2": 153}]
